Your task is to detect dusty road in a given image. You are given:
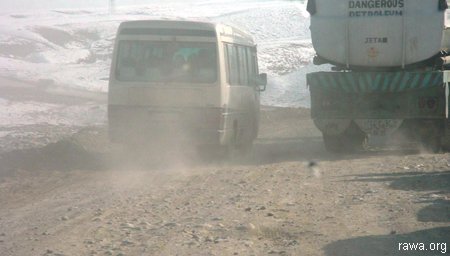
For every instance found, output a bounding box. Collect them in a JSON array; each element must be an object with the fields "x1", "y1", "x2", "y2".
[{"x1": 0, "y1": 79, "x2": 449, "y2": 256}]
